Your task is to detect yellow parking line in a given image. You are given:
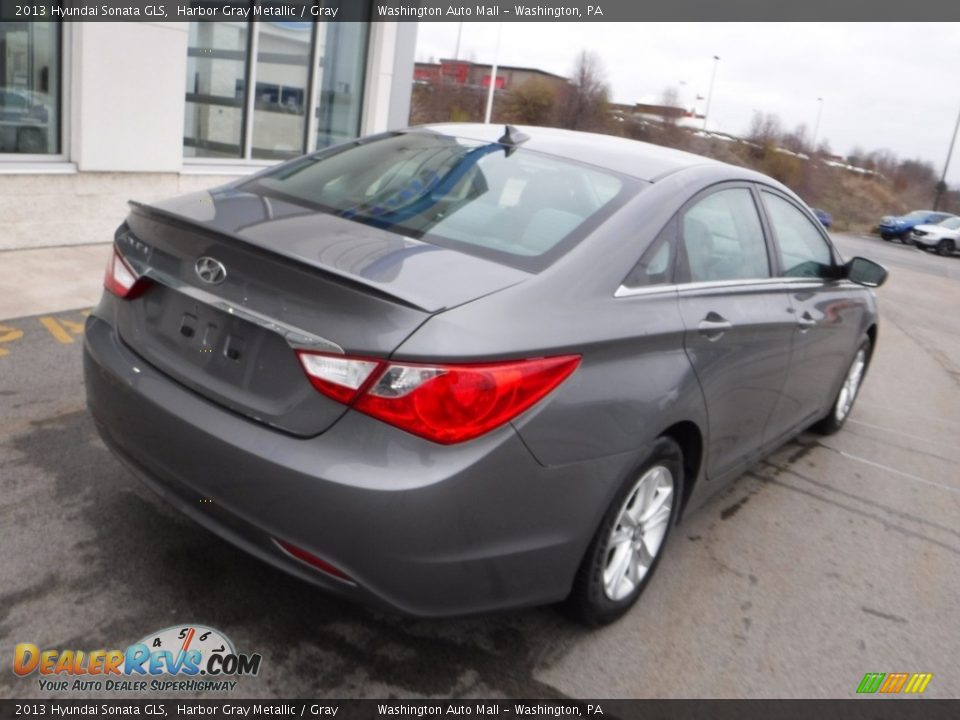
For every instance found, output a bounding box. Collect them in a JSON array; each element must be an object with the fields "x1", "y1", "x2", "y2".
[
  {"x1": 39, "y1": 316, "x2": 76, "y2": 344},
  {"x1": 0, "y1": 323, "x2": 24, "y2": 358}
]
